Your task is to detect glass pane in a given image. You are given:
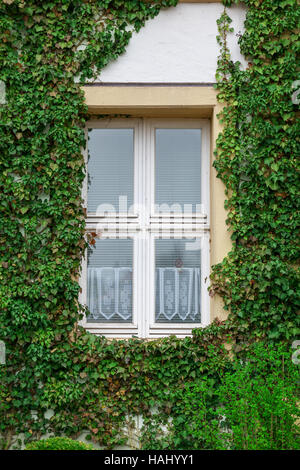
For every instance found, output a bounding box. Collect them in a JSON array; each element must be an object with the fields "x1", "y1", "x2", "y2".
[
  {"x1": 87, "y1": 239, "x2": 133, "y2": 323},
  {"x1": 155, "y1": 239, "x2": 201, "y2": 323},
  {"x1": 155, "y1": 129, "x2": 201, "y2": 212},
  {"x1": 87, "y1": 129, "x2": 134, "y2": 213}
]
